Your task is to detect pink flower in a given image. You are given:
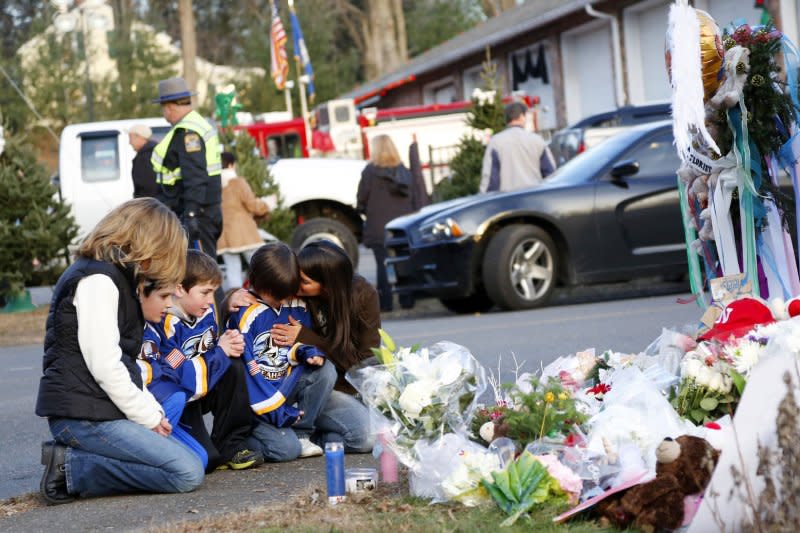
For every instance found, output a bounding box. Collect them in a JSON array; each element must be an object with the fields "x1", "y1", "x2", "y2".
[{"x1": 534, "y1": 454, "x2": 582, "y2": 503}]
